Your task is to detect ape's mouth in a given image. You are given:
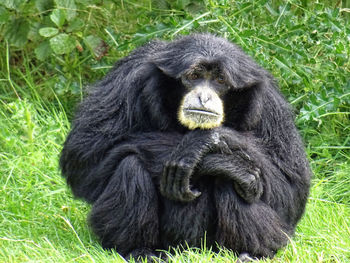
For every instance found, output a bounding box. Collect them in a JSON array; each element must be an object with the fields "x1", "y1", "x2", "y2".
[
  {"x1": 184, "y1": 108, "x2": 220, "y2": 117},
  {"x1": 179, "y1": 107, "x2": 224, "y2": 130}
]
